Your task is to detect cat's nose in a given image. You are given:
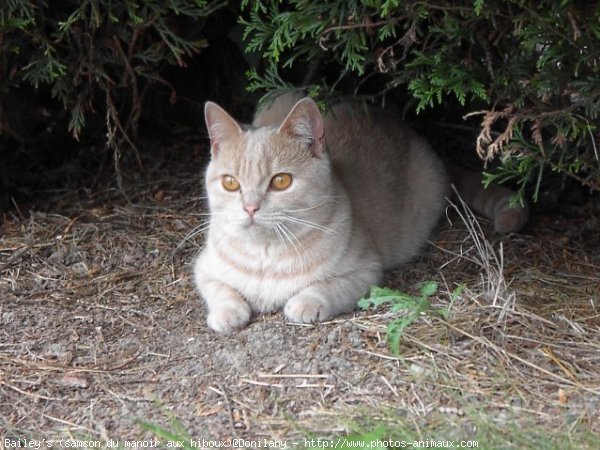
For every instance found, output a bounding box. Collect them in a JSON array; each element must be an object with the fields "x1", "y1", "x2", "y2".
[{"x1": 244, "y1": 203, "x2": 260, "y2": 217}]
